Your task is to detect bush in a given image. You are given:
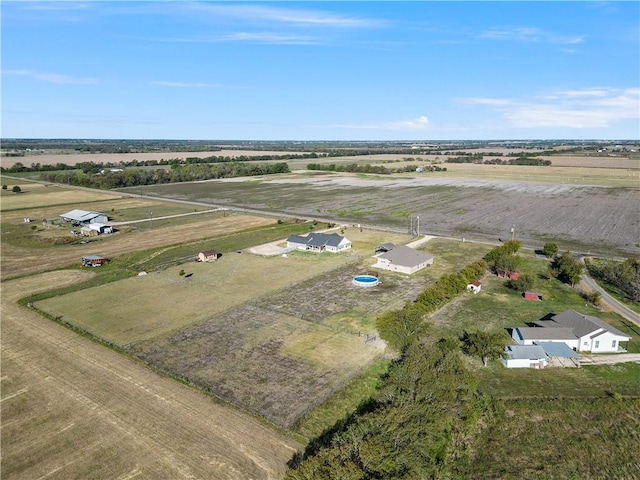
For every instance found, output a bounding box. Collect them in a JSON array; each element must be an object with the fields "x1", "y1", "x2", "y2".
[{"x1": 12, "y1": 185, "x2": 21, "y2": 193}]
